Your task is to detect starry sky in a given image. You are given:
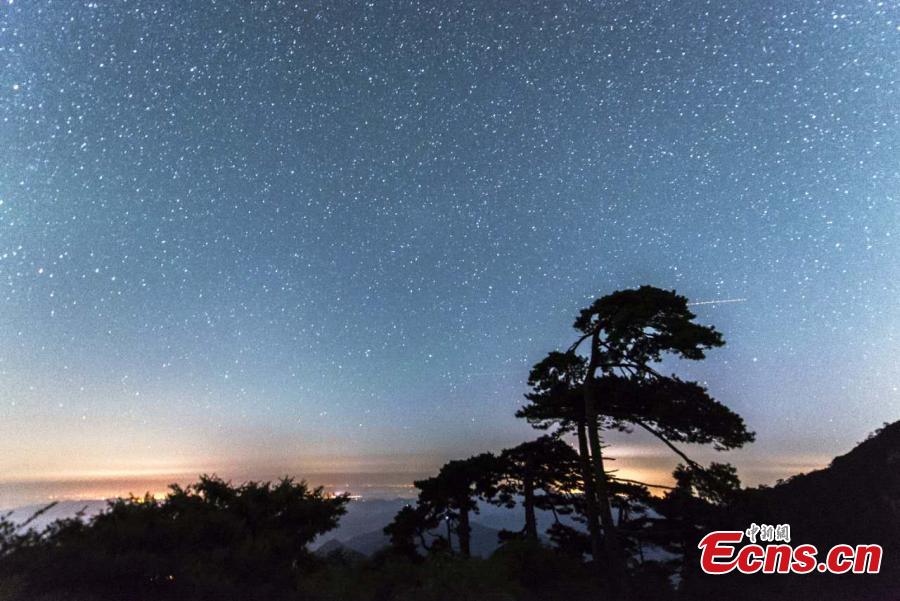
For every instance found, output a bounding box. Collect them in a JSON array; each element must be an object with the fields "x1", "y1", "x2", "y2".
[{"x1": 1, "y1": 1, "x2": 898, "y2": 504}]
